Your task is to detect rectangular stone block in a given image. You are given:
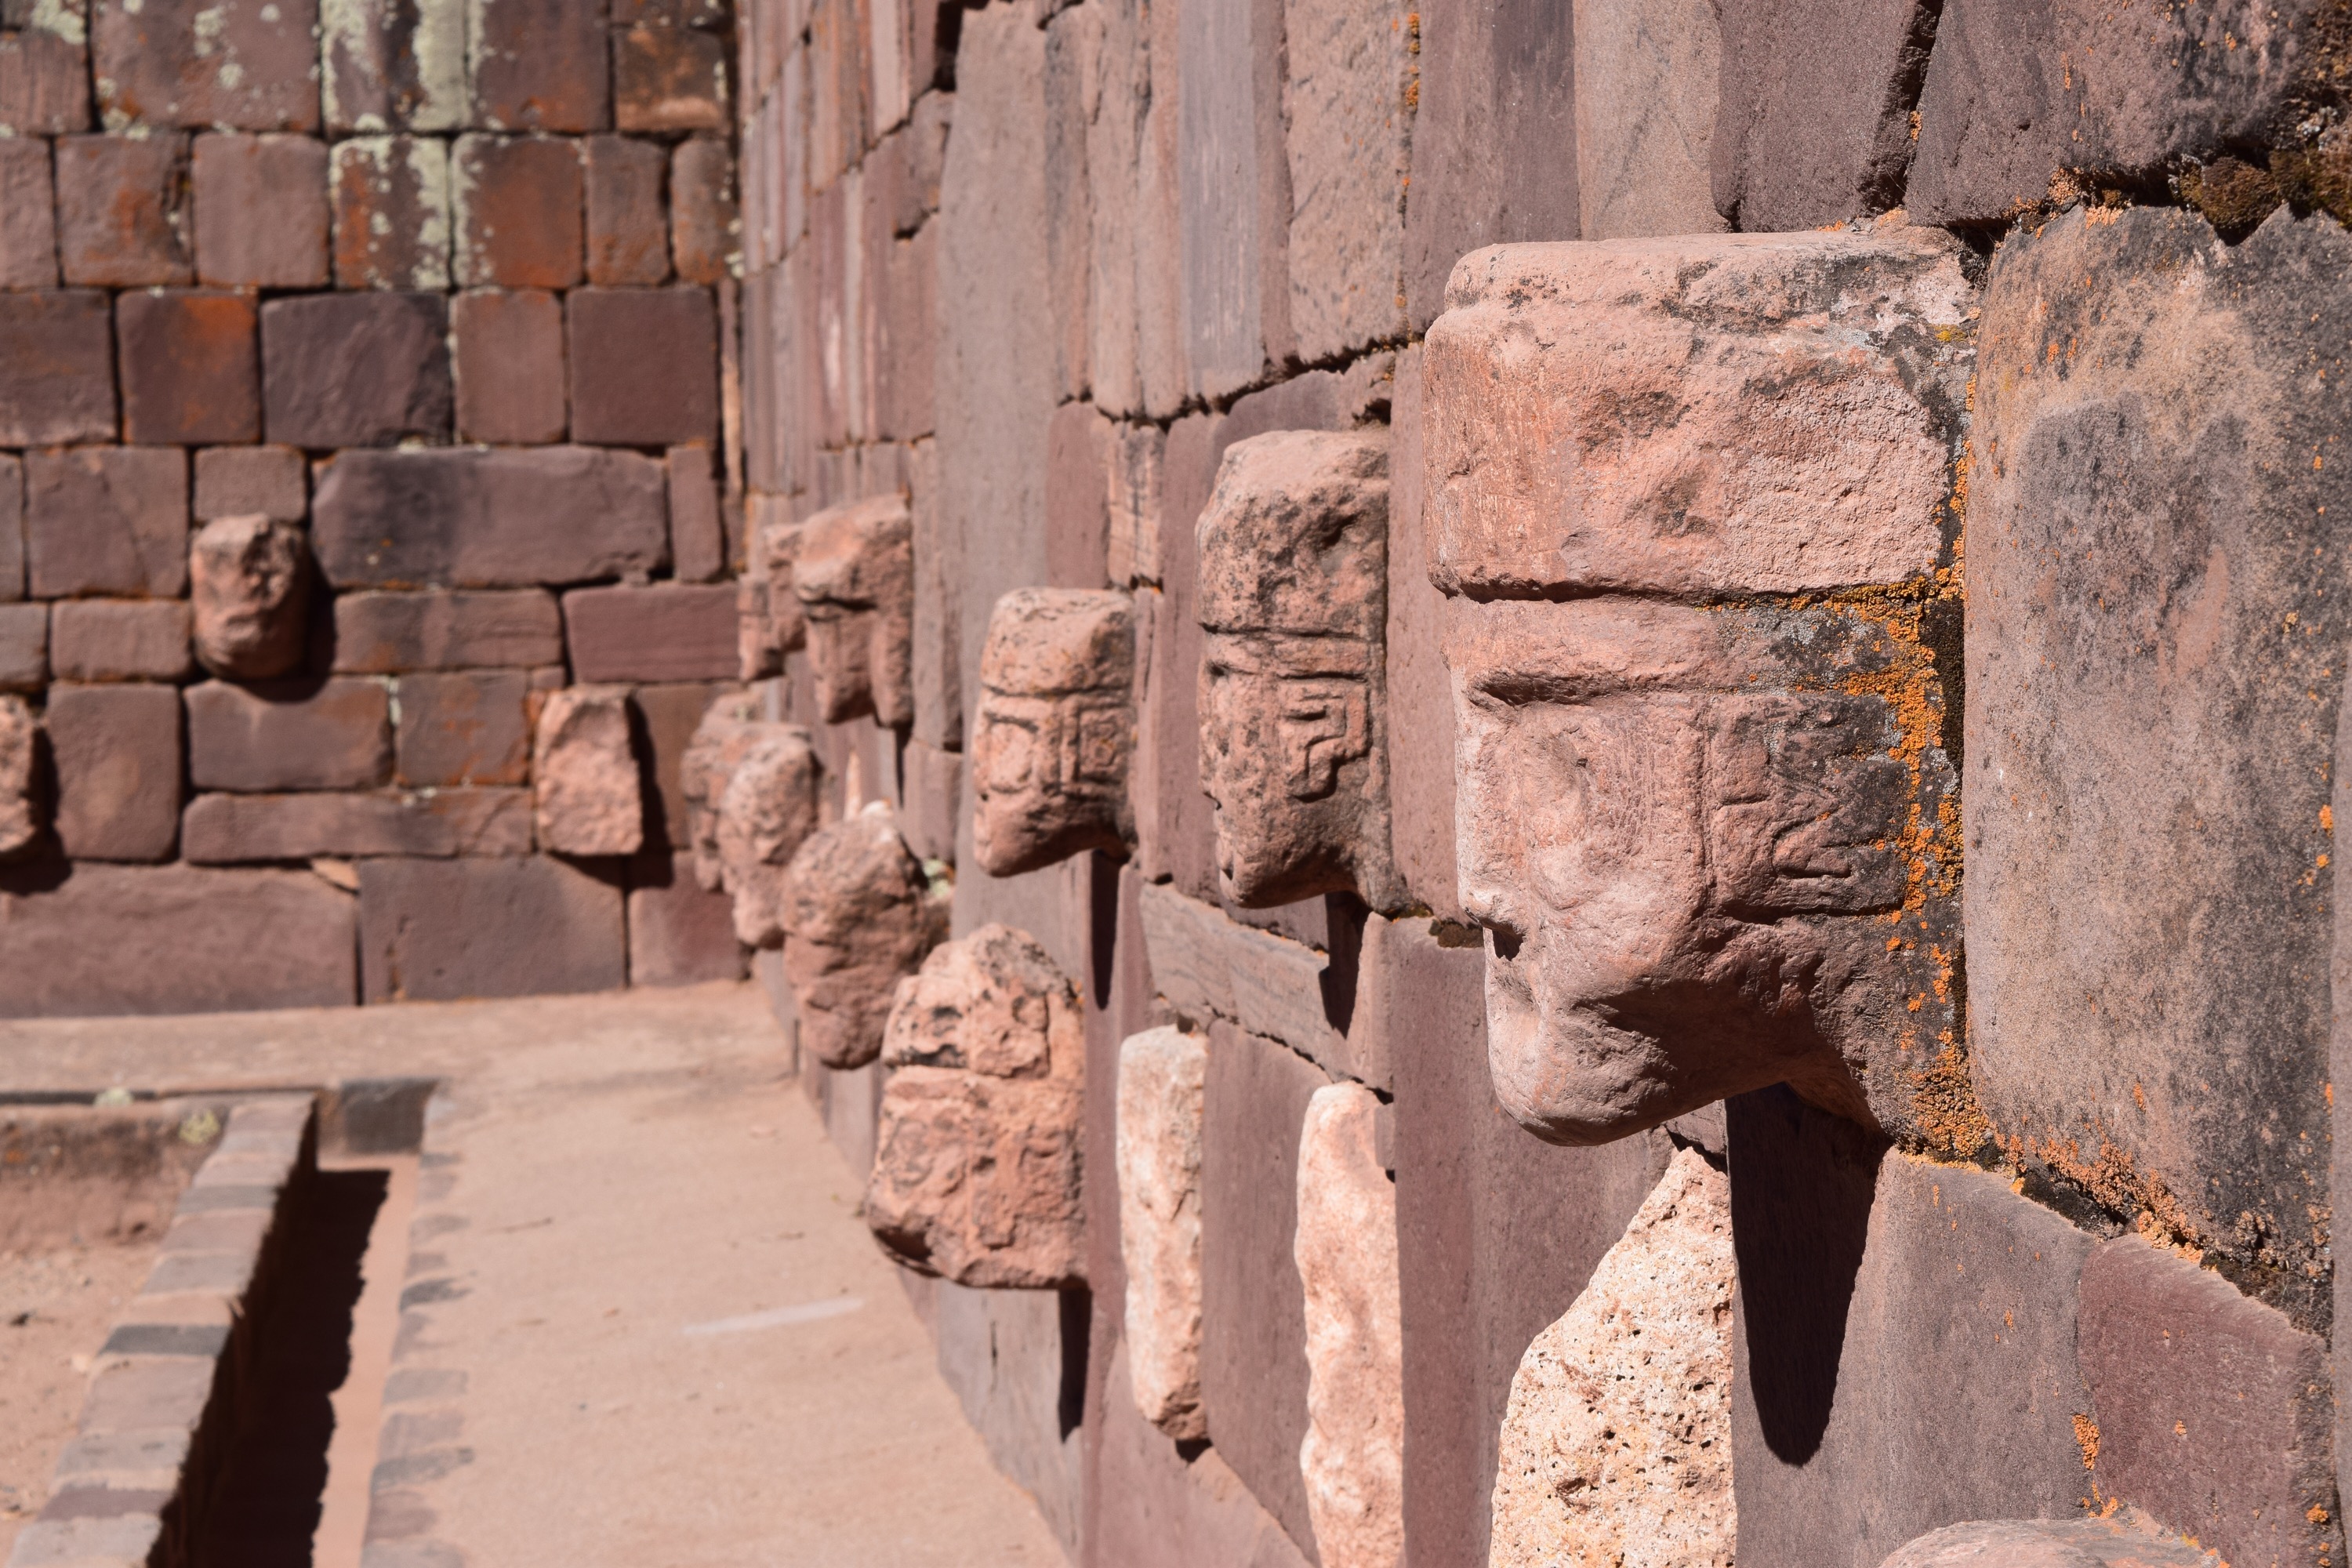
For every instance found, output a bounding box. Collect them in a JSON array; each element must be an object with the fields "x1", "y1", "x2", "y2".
[
  {"x1": 25, "y1": 447, "x2": 188, "y2": 600},
  {"x1": 1280, "y1": 0, "x2": 1407, "y2": 362},
  {"x1": 330, "y1": 136, "x2": 452, "y2": 289},
  {"x1": 452, "y1": 288, "x2": 567, "y2": 445},
  {"x1": 561, "y1": 583, "x2": 736, "y2": 682},
  {"x1": 666, "y1": 446, "x2": 724, "y2": 583},
  {"x1": 322, "y1": 0, "x2": 466, "y2": 133},
  {"x1": 614, "y1": 21, "x2": 728, "y2": 132},
  {"x1": 467, "y1": 0, "x2": 610, "y2": 132},
  {"x1": 50, "y1": 599, "x2": 191, "y2": 682},
  {"x1": 55, "y1": 134, "x2": 191, "y2": 286},
  {"x1": 0, "y1": 137, "x2": 57, "y2": 286},
  {"x1": 186, "y1": 677, "x2": 393, "y2": 791},
  {"x1": 625, "y1": 850, "x2": 746, "y2": 985},
  {"x1": 622, "y1": 678, "x2": 728, "y2": 848},
  {"x1": 193, "y1": 445, "x2": 305, "y2": 523},
  {"x1": 1175, "y1": 0, "x2": 1287, "y2": 401},
  {"x1": 453, "y1": 132, "x2": 585, "y2": 288},
  {"x1": 92, "y1": 0, "x2": 318, "y2": 130},
  {"x1": 898, "y1": 734, "x2": 959, "y2": 865},
  {"x1": 670, "y1": 136, "x2": 736, "y2": 285},
  {"x1": 117, "y1": 289, "x2": 260, "y2": 446},
  {"x1": 567, "y1": 285, "x2": 719, "y2": 445},
  {"x1": 1138, "y1": 881, "x2": 1378, "y2": 1082},
  {"x1": 191, "y1": 132, "x2": 328, "y2": 289},
  {"x1": 261, "y1": 292, "x2": 452, "y2": 448},
  {"x1": 584, "y1": 133, "x2": 670, "y2": 285},
  {"x1": 315, "y1": 445, "x2": 667, "y2": 589},
  {"x1": 332, "y1": 588, "x2": 564, "y2": 670},
  {"x1": 182, "y1": 787, "x2": 532, "y2": 862},
  {"x1": 0, "y1": 601, "x2": 44, "y2": 689},
  {"x1": 0, "y1": 454, "x2": 20, "y2": 602},
  {"x1": 1570, "y1": 0, "x2": 1725, "y2": 239},
  {"x1": 874, "y1": 220, "x2": 935, "y2": 442},
  {"x1": 45, "y1": 682, "x2": 183, "y2": 860},
  {"x1": 394, "y1": 669, "x2": 532, "y2": 786},
  {"x1": 0, "y1": 863, "x2": 356, "y2": 1016},
  {"x1": 1043, "y1": 397, "x2": 1109, "y2": 590},
  {"x1": 358, "y1": 854, "x2": 626, "y2": 1001},
  {"x1": 0, "y1": 21, "x2": 90, "y2": 134},
  {"x1": 1383, "y1": 348, "x2": 1457, "y2": 918},
  {"x1": 1133, "y1": 410, "x2": 1220, "y2": 896},
  {"x1": 0, "y1": 290, "x2": 114, "y2": 446}
]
